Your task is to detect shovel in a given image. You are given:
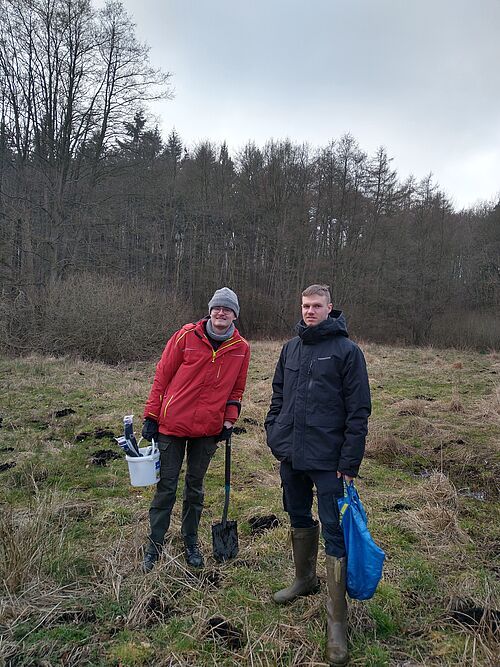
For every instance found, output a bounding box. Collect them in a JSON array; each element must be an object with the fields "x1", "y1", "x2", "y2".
[{"x1": 212, "y1": 435, "x2": 239, "y2": 562}]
